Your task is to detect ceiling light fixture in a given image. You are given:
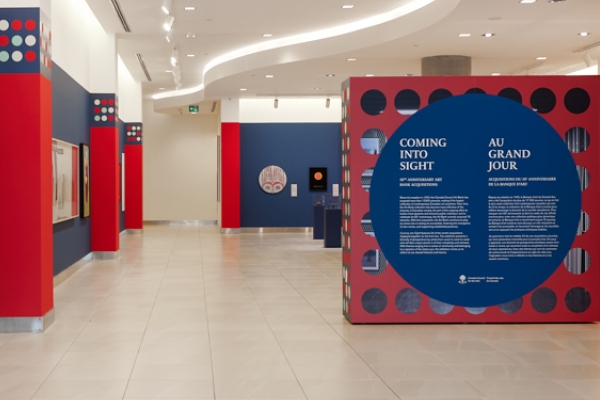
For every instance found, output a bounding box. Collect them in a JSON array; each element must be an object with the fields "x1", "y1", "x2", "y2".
[
  {"x1": 163, "y1": 15, "x2": 175, "y2": 31},
  {"x1": 347, "y1": 58, "x2": 357, "y2": 61},
  {"x1": 161, "y1": 0, "x2": 171, "y2": 14},
  {"x1": 159, "y1": 87, "x2": 165, "y2": 90},
  {"x1": 482, "y1": 33, "x2": 495, "y2": 37},
  {"x1": 263, "y1": 34, "x2": 273, "y2": 37},
  {"x1": 240, "y1": 88, "x2": 247, "y2": 91},
  {"x1": 184, "y1": 6, "x2": 195, "y2": 11},
  {"x1": 165, "y1": 29, "x2": 173, "y2": 43},
  {"x1": 266, "y1": 74, "x2": 274, "y2": 78},
  {"x1": 519, "y1": 0, "x2": 536, "y2": 3},
  {"x1": 536, "y1": 56, "x2": 547, "y2": 60},
  {"x1": 365, "y1": 74, "x2": 375, "y2": 77},
  {"x1": 154, "y1": 0, "x2": 444, "y2": 101},
  {"x1": 491, "y1": 73, "x2": 501, "y2": 76},
  {"x1": 187, "y1": 54, "x2": 195, "y2": 57},
  {"x1": 170, "y1": 47, "x2": 179, "y2": 66},
  {"x1": 548, "y1": 0, "x2": 565, "y2": 3},
  {"x1": 314, "y1": 87, "x2": 321, "y2": 90},
  {"x1": 342, "y1": 5, "x2": 355, "y2": 8},
  {"x1": 326, "y1": 74, "x2": 335, "y2": 77},
  {"x1": 579, "y1": 32, "x2": 590, "y2": 37},
  {"x1": 458, "y1": 33, "x2": 471, "y2": 37},
  {"x1": 186, "y1": 33, "x2": 196, "y2": 38}
]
